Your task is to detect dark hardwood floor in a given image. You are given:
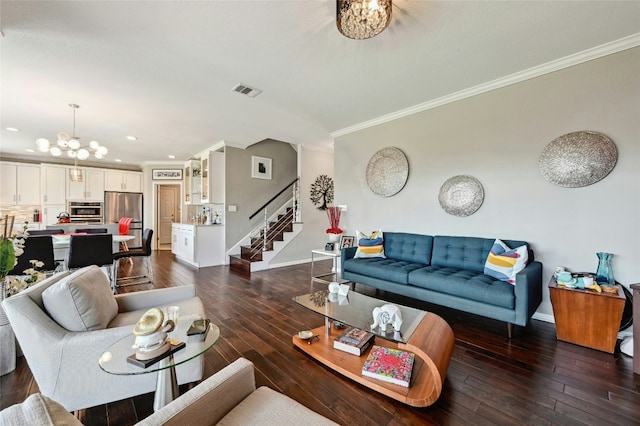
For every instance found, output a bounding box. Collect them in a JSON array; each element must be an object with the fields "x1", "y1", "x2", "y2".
[{"x1": 2, "y1": 251, "x2": 639, "y2": 425}]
